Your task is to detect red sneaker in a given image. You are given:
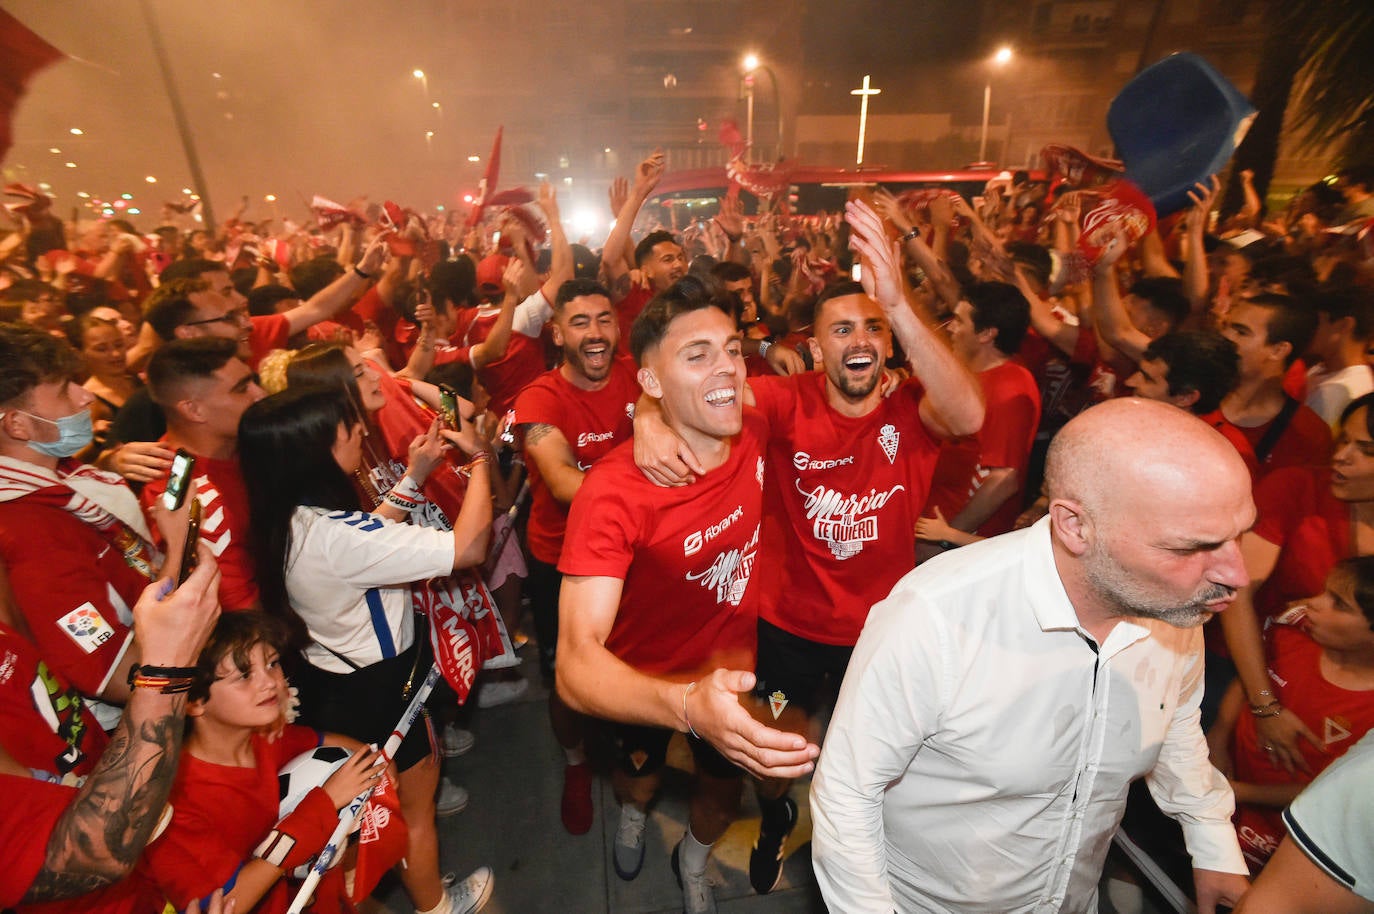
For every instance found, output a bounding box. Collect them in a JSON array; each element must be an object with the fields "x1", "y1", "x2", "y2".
[{"x1": 561, "y1": 762, "x2": 594, "y2": 835}]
